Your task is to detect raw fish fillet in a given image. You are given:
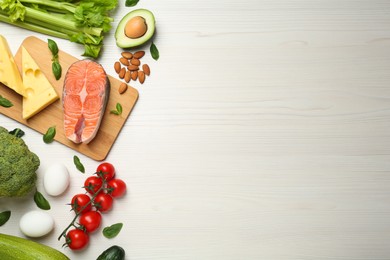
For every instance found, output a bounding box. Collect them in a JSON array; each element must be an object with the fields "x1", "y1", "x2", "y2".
[{"x1": 63, "y1": 60, "x2": 110, "y2": 144}]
